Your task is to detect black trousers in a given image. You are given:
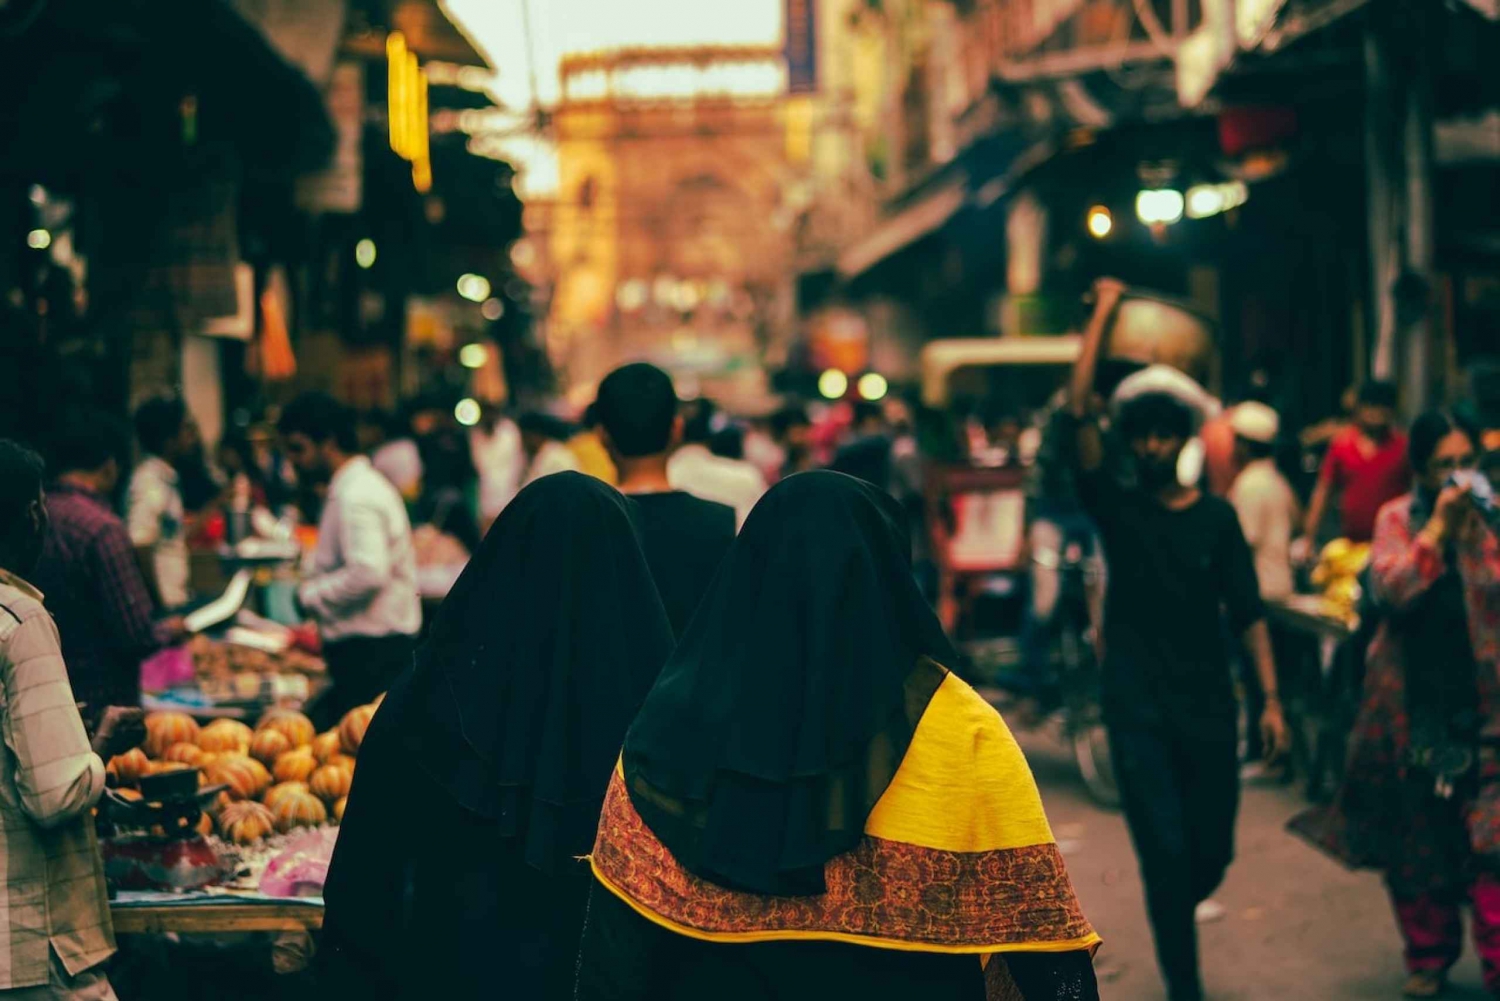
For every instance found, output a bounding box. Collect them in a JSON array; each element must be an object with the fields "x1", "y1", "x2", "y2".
[
  {"x1": 317, "y1": 634, "x2": 415, "y2": 730},
  {"x1": 1109, "y1": 718, "x2": 1240, "y2": 1001}
]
